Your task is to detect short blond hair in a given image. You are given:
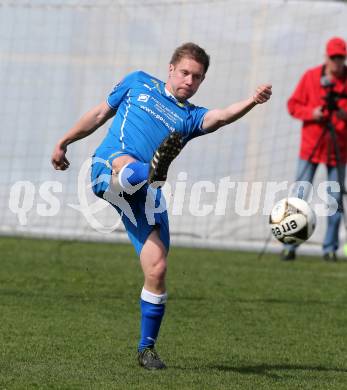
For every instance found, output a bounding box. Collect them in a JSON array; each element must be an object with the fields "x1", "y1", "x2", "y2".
[{"x1": 170, "y1": 42, "x2": 210, "y2": 74}]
